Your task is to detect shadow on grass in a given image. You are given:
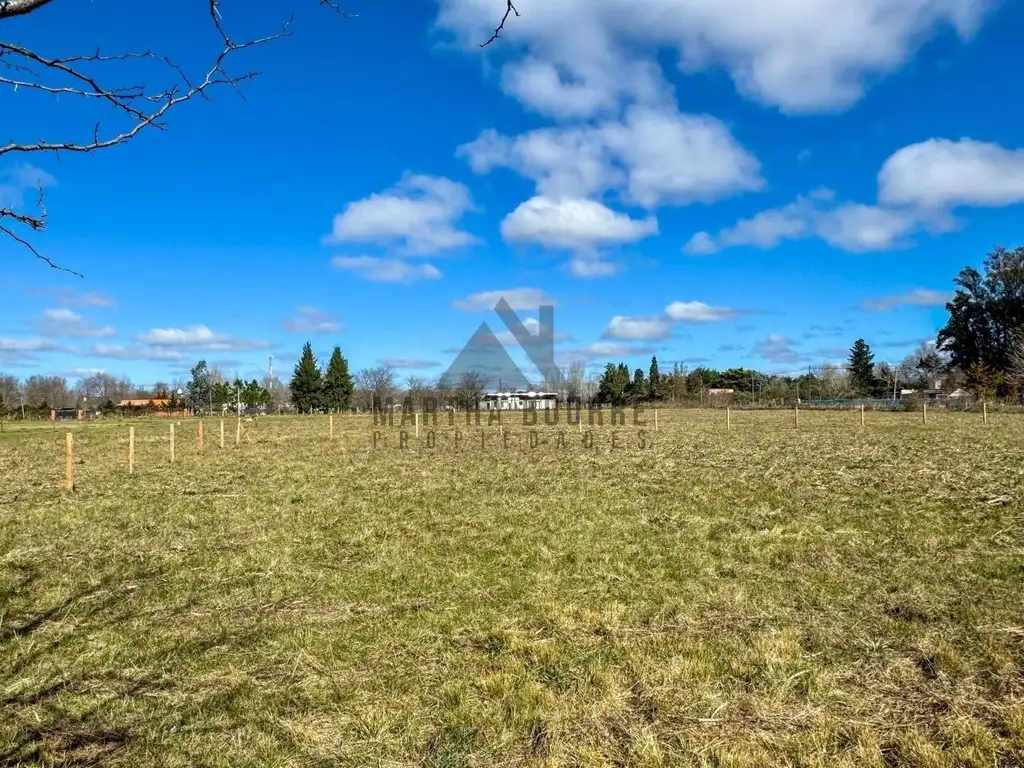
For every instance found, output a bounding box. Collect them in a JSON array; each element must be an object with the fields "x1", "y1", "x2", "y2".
[{"x1": 0, "y1": 560, "x2": 234, "y2": 767}]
